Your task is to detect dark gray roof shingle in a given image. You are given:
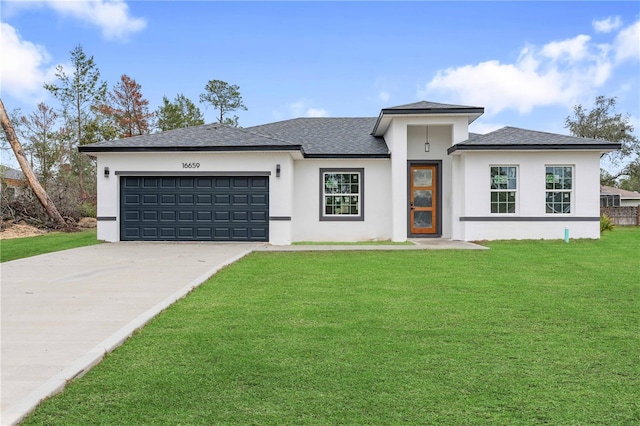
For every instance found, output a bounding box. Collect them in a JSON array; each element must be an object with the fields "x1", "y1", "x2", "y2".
[
  {"x1": 247, "y1": 117, "x2": 389, "y2": 157},
  {"x1": 385, "y1": 101, "x2": 483, "y2": 111},
  {"x1": 448, "y1": 126, "x2": 621, "y2": 153},
  {"x1": 79, "y1": 124, "x2": 301, "y2": 152}
]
